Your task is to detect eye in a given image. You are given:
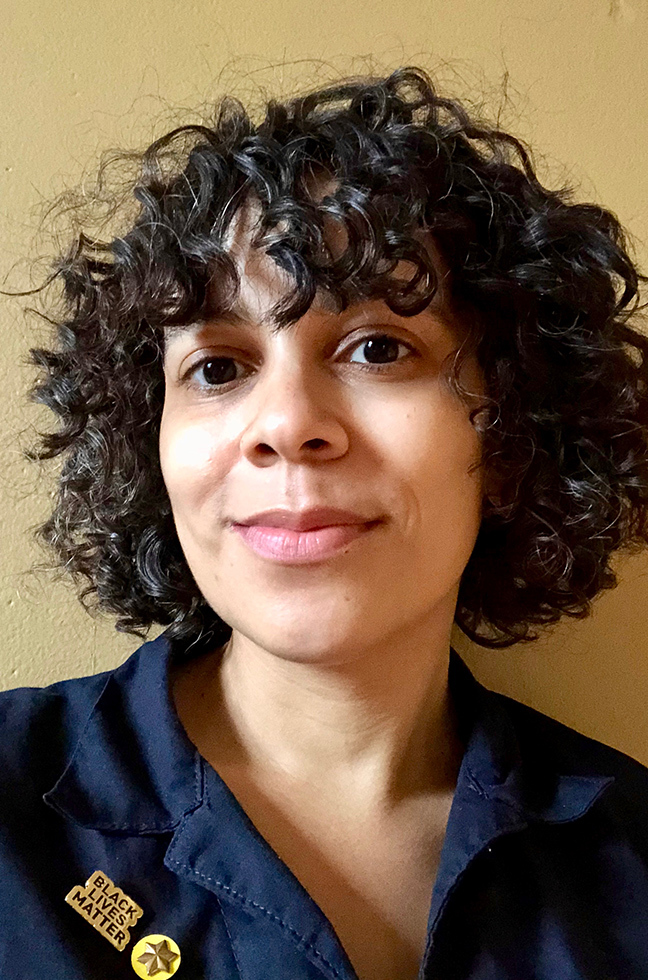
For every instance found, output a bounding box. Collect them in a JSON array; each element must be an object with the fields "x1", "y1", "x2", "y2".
[
  {"x1": 181, "y1": 332, "x2": 416, "y2": 392},
  {"x1": 346, "y1": 334, "x2": 415, "y2": 368},
  {"x1": 186, "y1": 357, "x2": 247, "y2": 389}
]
